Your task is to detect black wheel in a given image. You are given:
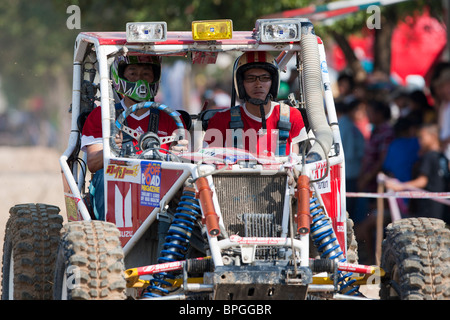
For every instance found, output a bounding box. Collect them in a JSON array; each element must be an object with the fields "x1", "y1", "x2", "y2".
[
  {"x1": 53, "y1": 220, "x2": 126, "y2": 300},
  {"x1": 380, "y1": 217, "x2": 450, "y2": 300},
  {"x1": 1, "y1": 204, "x2": 63, "y2": 300}
]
